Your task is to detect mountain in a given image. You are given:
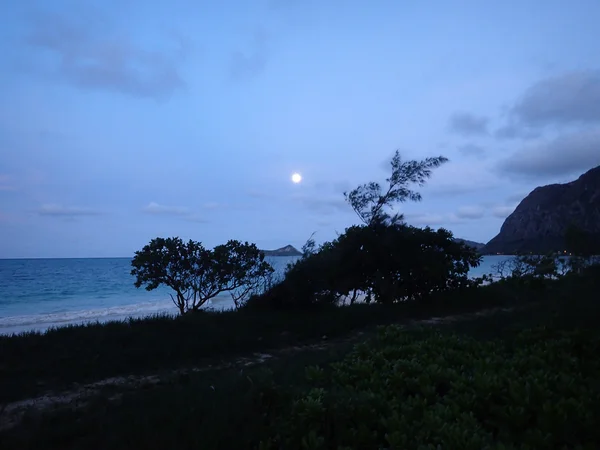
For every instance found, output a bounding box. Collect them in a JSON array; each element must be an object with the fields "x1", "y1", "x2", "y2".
[
  {"x1": 483, "y1": 166, "x2": 600, "y2": 254},
  {"x1": 261, "y1": 245, "x2": 302, "y2": 257},
  {"x1": 454, "y1": 238, "x2": 486, "y2": 251}
]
